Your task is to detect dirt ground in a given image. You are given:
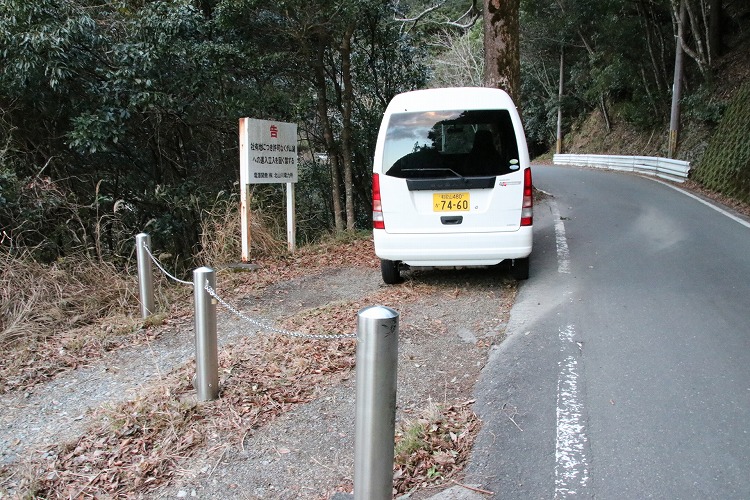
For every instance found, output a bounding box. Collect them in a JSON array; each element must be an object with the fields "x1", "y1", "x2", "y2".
[{"x1": 0, "y1": 240, "x2": 517, "y2": 499}]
